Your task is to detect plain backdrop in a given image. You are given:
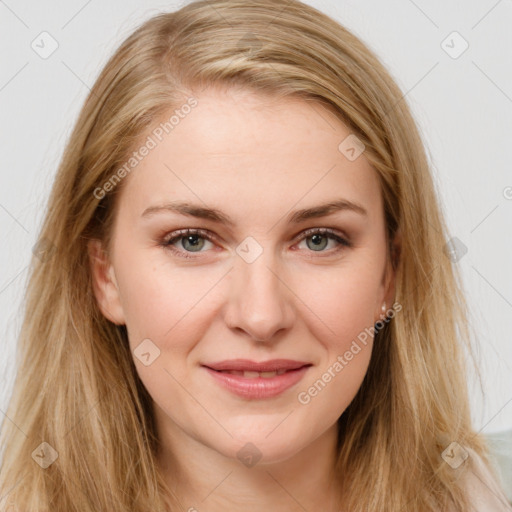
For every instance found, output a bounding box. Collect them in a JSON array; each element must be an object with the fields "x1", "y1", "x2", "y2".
[{"x1": 1, "y1": 0, "x2": 511, "y2": 435}]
